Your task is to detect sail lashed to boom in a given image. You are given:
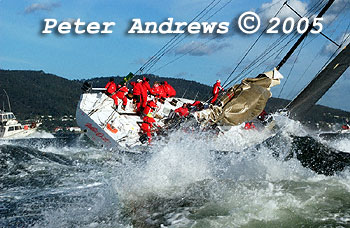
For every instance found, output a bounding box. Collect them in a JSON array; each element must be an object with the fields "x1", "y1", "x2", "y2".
[{"x1": 197, "y1": 69, "x2": 283, "y2": 126}]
